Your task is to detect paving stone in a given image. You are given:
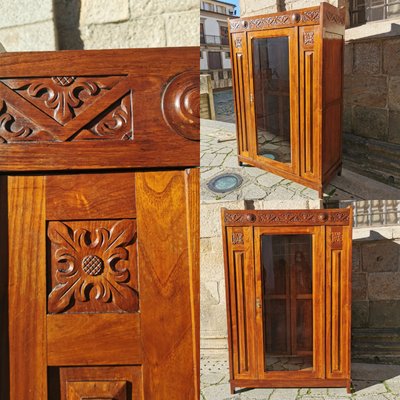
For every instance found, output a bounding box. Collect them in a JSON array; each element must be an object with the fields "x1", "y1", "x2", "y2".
[
  {"x1": 201, "y1": 383, "x2": 239, "y2": 400},
  {"x1": 242, "y1": 184, "x2": 267, "y2": 200},
  {"x1": 244, "y1": 167, "x2": 266, "y2": 177},
  {"x1": 256, "y1": 173, "x2": 284, "y2": 188},
  {"x1": 210, "y1": 154, "x2": 228, "y2": 167},
  {"x1": 265, "y1": 186, "x2": 295, "y2": 201},
  {"x1": 269, "y1": 388, "x2": 299, "y2": 400}
]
